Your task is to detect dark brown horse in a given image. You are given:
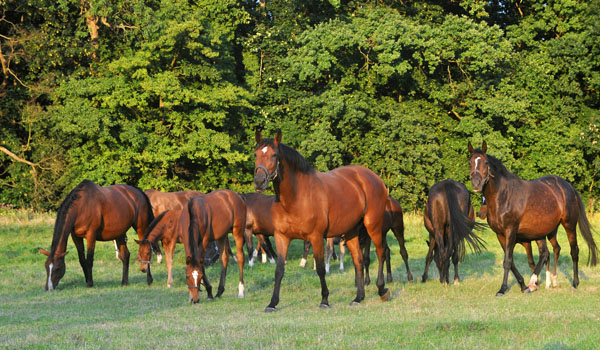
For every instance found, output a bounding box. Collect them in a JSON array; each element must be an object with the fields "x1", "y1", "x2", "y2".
[
  {"x1": 39, "y1": 180, "x2": 154, "y2": 290},
  {"x1": 468, "y1": 142, "x2": 599, "y2": 295},
  {"x1": 239, "y1": 192, "x2": 277, "y2": 266},
  {"x1": 479, "y1": 203, "x2": 561, "y2": 289},
  {"x1": 184, "y1": 190, "x2": 247, "y2": 303},
  {"x1": 422, "y1": 179, "x2": 486, "y2": 284},
  {"x1": 254, "y1": 130, "x2": 390, "y2": 312}
]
